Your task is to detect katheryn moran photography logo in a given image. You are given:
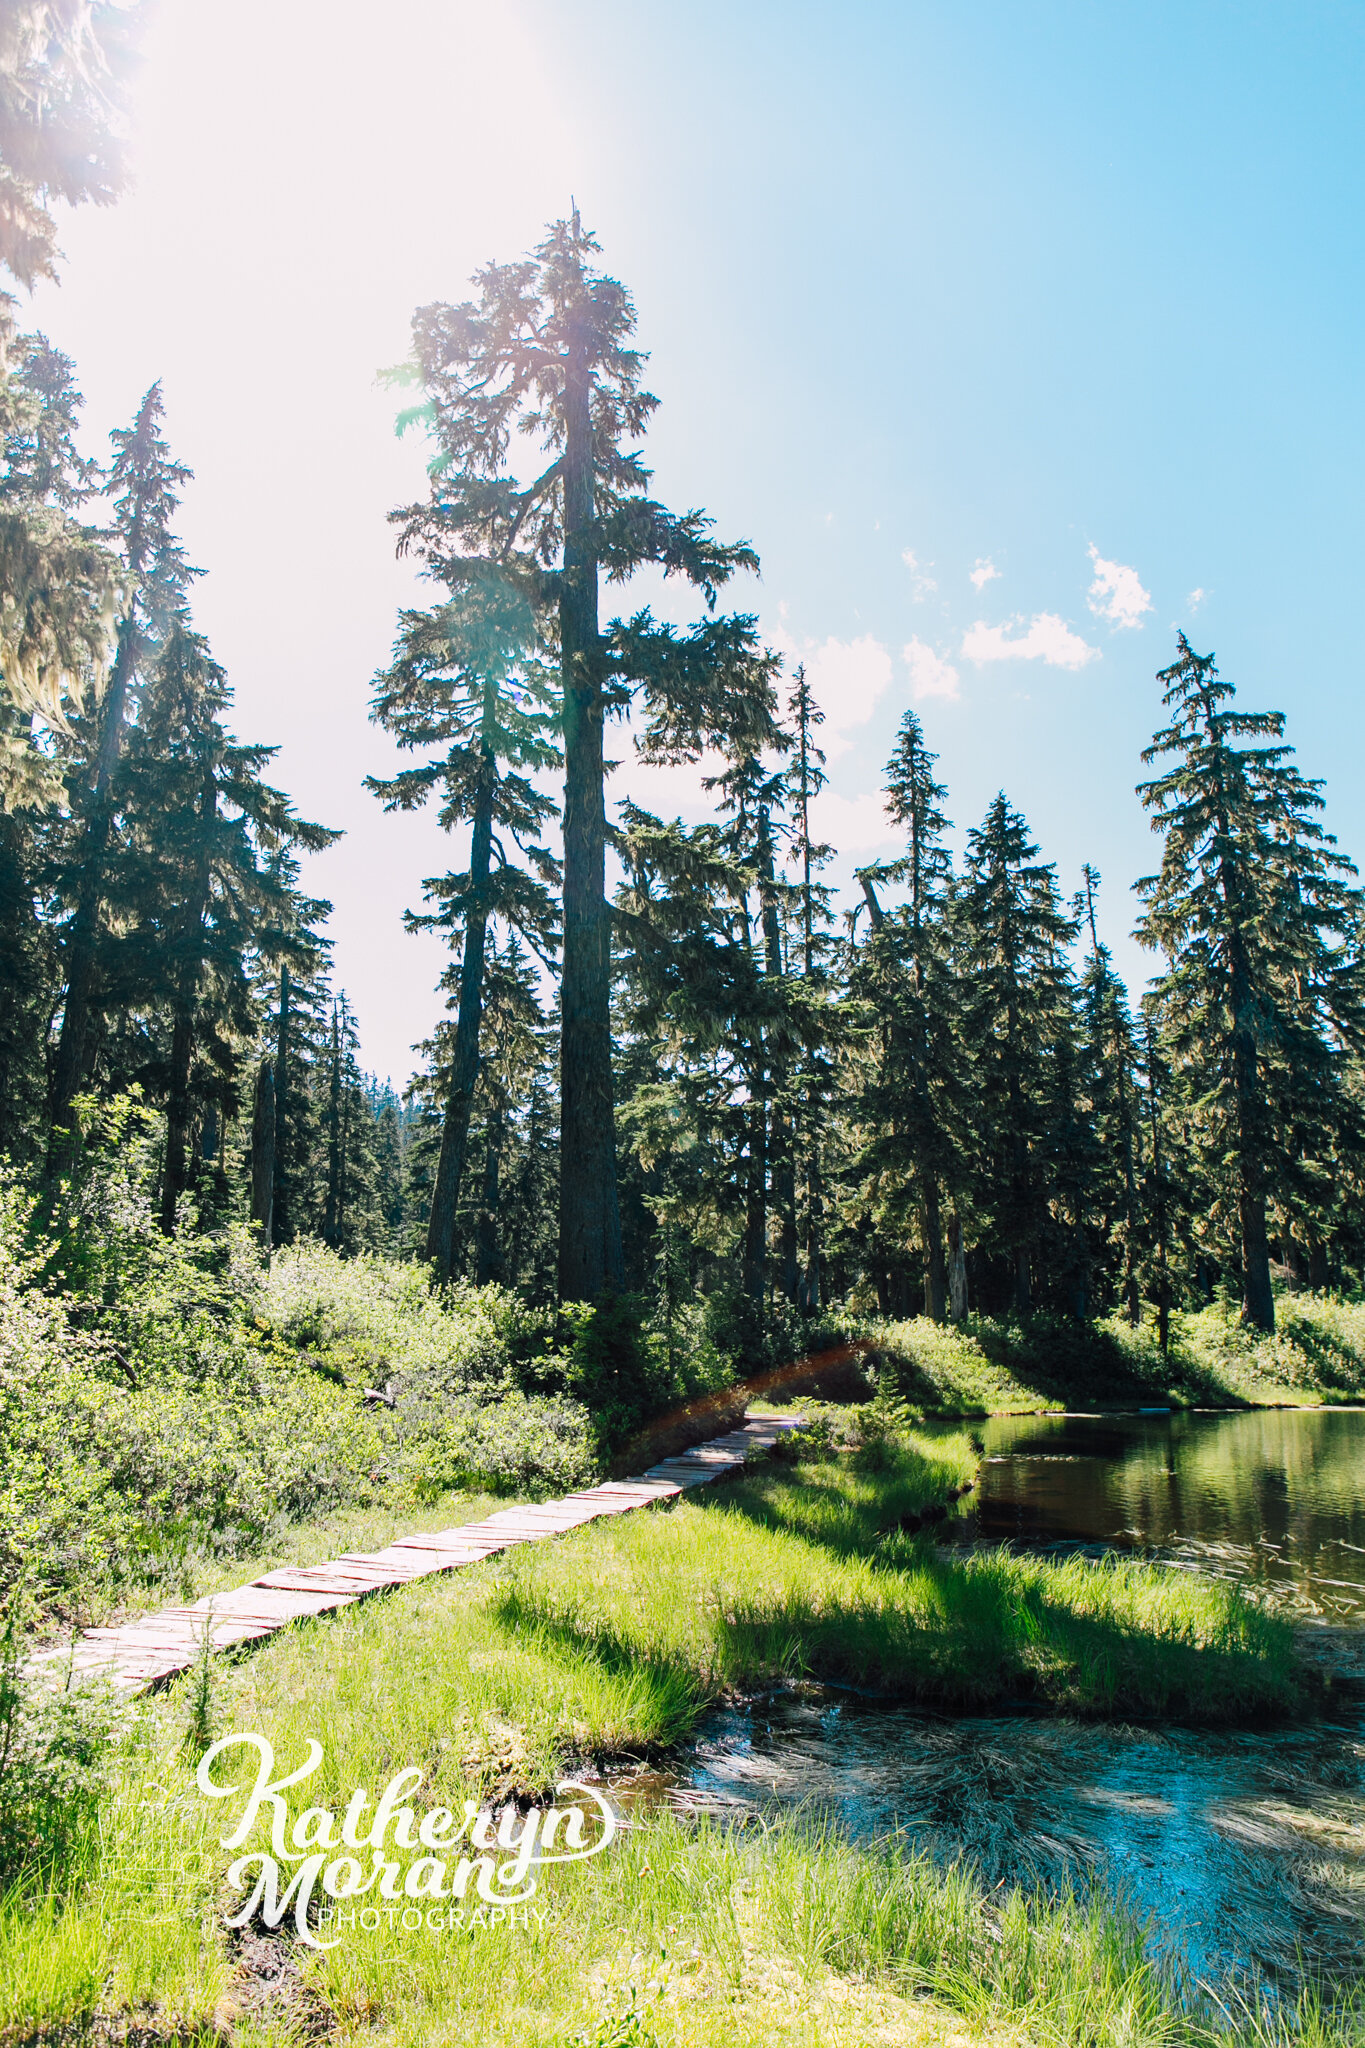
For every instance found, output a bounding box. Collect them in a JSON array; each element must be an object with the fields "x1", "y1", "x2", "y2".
[{"x1": 195, "y1": 1733, "x2": 617, "y2": 1948}]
